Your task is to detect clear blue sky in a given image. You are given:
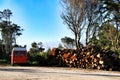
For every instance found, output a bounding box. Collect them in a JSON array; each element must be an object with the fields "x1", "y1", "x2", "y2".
[{"x1": 0, "y1": 0, "x2": 73, "y2": 50}]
